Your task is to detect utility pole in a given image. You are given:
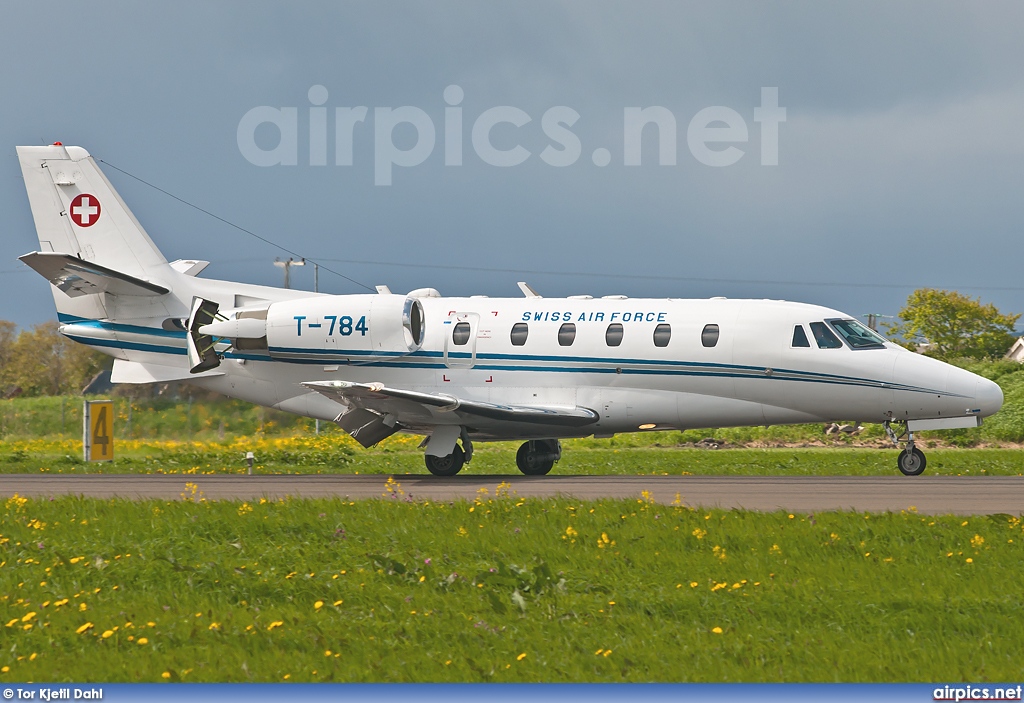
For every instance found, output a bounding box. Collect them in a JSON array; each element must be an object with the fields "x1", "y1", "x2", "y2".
[
  {"x1": 274, "y1": 257, "x2": 305, "y2": 289},
  {"x1": 314, "y1": 261, "x2": 320, "y2": 436}
]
